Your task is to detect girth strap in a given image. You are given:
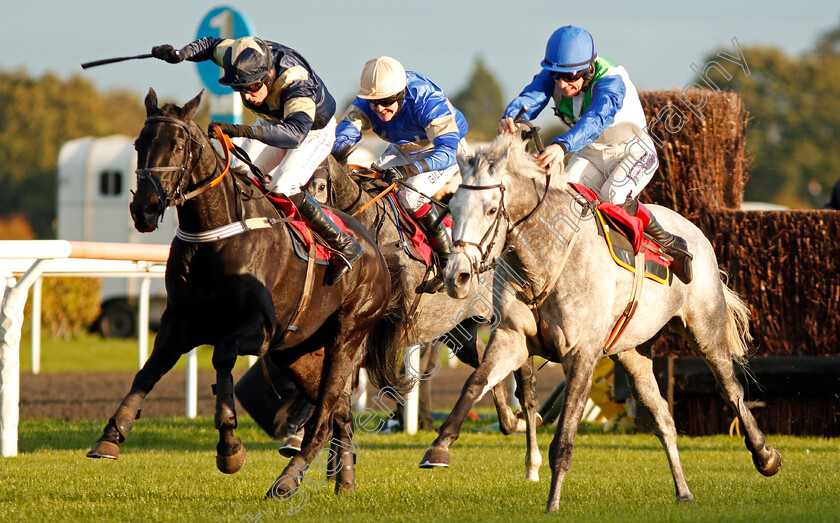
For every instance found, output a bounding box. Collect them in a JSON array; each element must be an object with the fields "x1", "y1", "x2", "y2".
[
  {"x1": 603, "y1": 249, "x2": 645, "y2": 353},
  {"x1": 175, "y1": 217, "x2": 288, "y2": 243}
]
